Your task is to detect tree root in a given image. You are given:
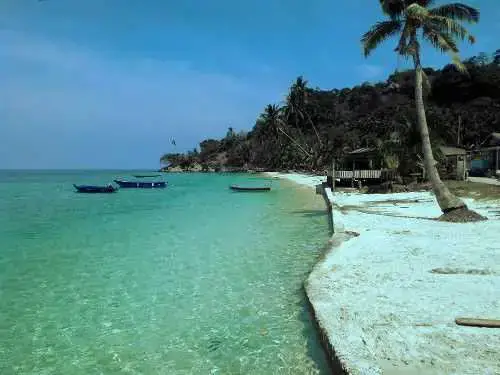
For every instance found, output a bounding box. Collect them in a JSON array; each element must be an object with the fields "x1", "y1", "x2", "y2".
[{"x1": 438, "y1": 207, "x2": 487, "y2": 223}]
